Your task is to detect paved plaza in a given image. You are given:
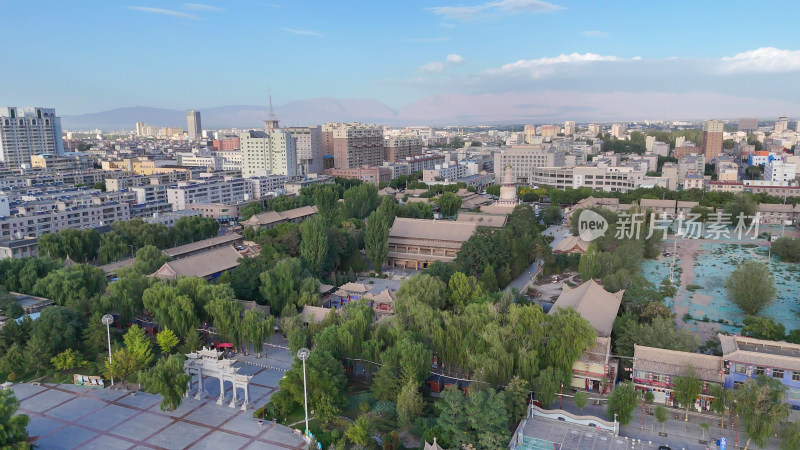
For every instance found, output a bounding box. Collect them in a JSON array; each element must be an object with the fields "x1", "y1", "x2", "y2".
[{"x1": 11, "y1": 346, "x2": 306, "y2": 450}]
